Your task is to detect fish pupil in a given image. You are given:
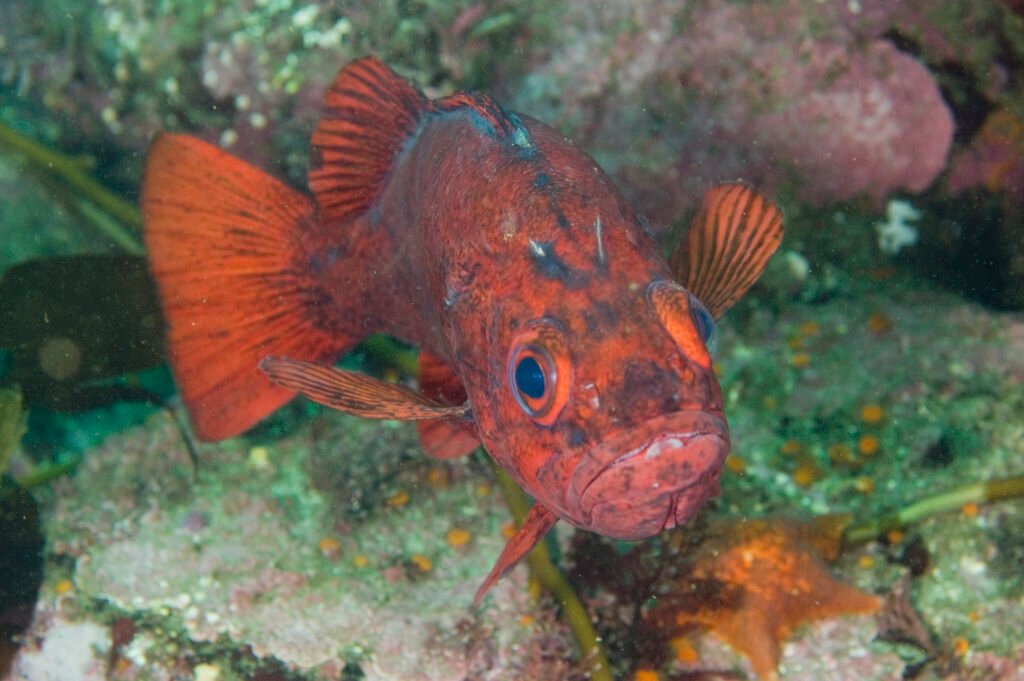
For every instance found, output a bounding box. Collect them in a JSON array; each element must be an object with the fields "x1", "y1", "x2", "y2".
[
  {"x1": 690, "y1": 296, "x2": 717, "y2": 355},
  {"x1": 515, "y1": 356, "x2": 546, "y2": 399}
]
